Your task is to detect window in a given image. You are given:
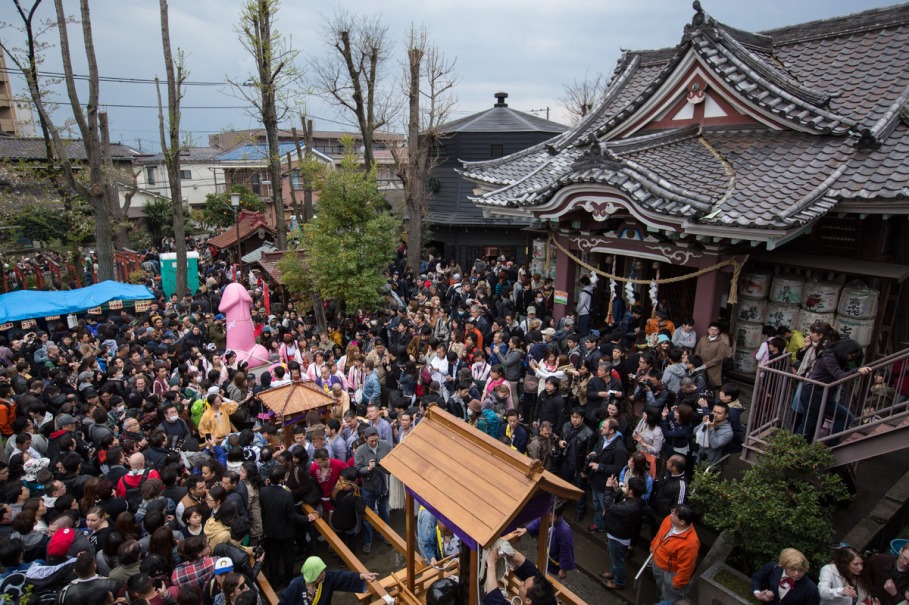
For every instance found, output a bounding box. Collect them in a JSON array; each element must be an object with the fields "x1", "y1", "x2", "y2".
[
  {"x1": 290, "y1": 170, "x2": 302, "y2": 191},
  {"x1": 490, "y1": 144, "x2": 504, "y2": 159},
  {"x1": 433, "y1": 144, "x2": 448, "y2": 159},
  {"x1": 179, "y1": 169, "x2": 192, "y2": 180},
  {"x1": 251, "y1": 173, "x2": 261, "y2": 195},
  {"x1": 146, "y1": 166, "x2": 156, "y2": 186}
]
